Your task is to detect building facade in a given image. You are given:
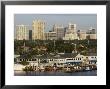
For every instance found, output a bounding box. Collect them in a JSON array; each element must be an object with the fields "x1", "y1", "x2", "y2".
[
  {"x1": 15, "y1": 25, "x2": 29, "y2": 40},
  {"x1": 32, "y1": 20, "x2": 45, "y2": 40},
  {"x1": 86, "y1": 34, "x2": 97, "y2": 39},
  {"x1": 53, "y1": 24, "x2": 65, "y2": 40},
  {"x1": 79, "y1": 31, "x2": 87, "y2": 40},
  {"x1": 29, "y1": 30, "x2": 32, "y2": 40},
  {"x1": 45, "y1": 32, "x2": 57, "y2": 40},
  {"x1": 63, "y1": 23, "x2": 78, "y2": 40},
  {"x1": 86, "y1": 27, "x2": 97, "y2": 39},
  {"x1": 87, "y1": 27, "x2": 96, "y2": 34},
  {"x1": 89, "y1": 34, "x2": 97, "y2": 39},
  {"x1": 15, "y1": 53, "x2": 97, "y2": 70},
  {"x1": 68, "y1": 23, "x2": 77, "y2": 32}
]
